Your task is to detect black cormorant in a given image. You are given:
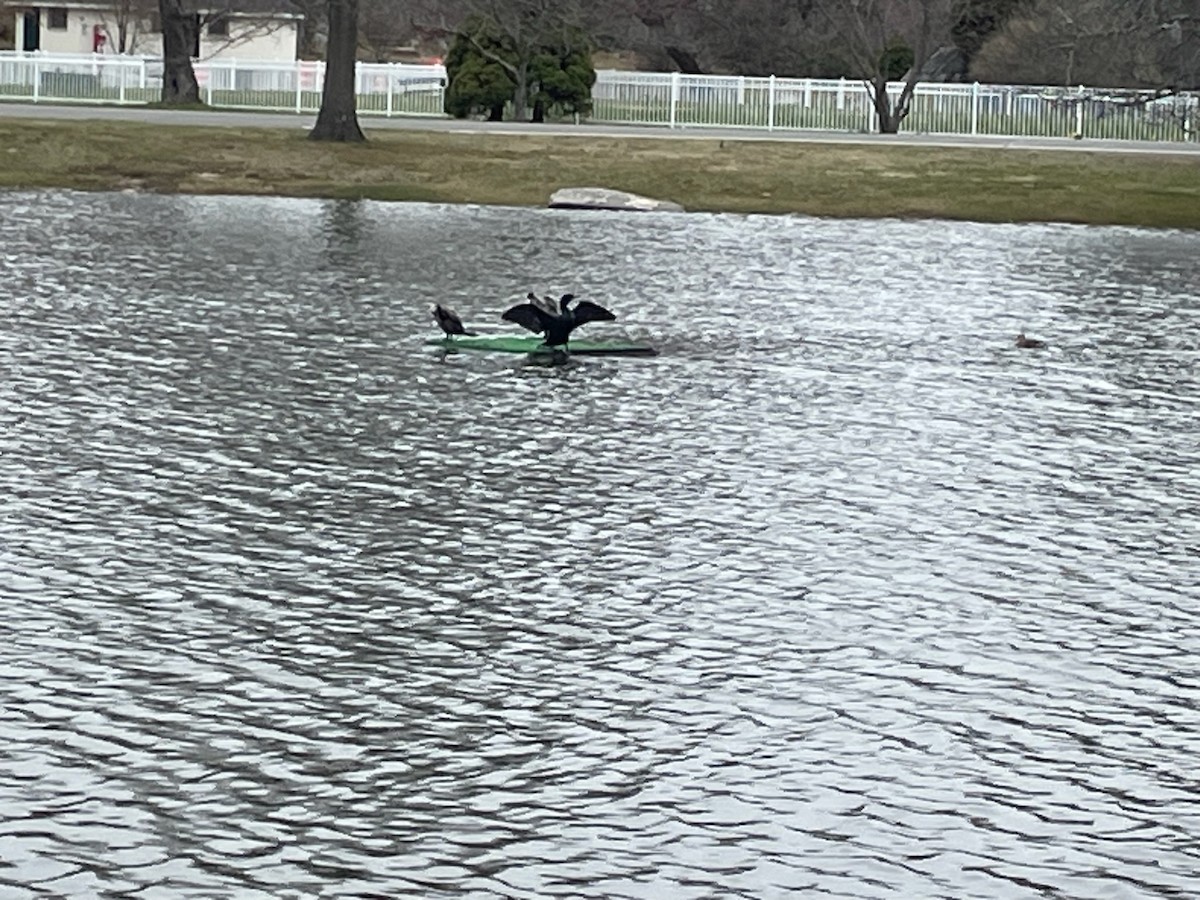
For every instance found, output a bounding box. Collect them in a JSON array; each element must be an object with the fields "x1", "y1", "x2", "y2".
[
  {"x1": 502, "y1": 293, "x2": 616, "y2": 348},
  {"x1": 433, "y1": 303, "x2": 475, "y2": 337},
  {"x1": 1015, "y1": 332, "x2": 1047, "y2": 349}
]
